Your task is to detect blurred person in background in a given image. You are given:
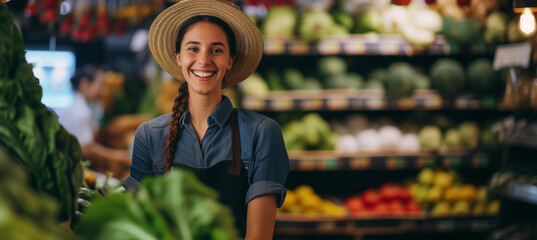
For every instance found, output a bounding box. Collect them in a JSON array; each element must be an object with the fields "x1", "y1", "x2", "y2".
[
  {"x1": 59, "y1": 64, "x2": 131, "y2": 178},
  {"x1": 121, "y1": 0, "x2": 290, "y2": 239}
]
